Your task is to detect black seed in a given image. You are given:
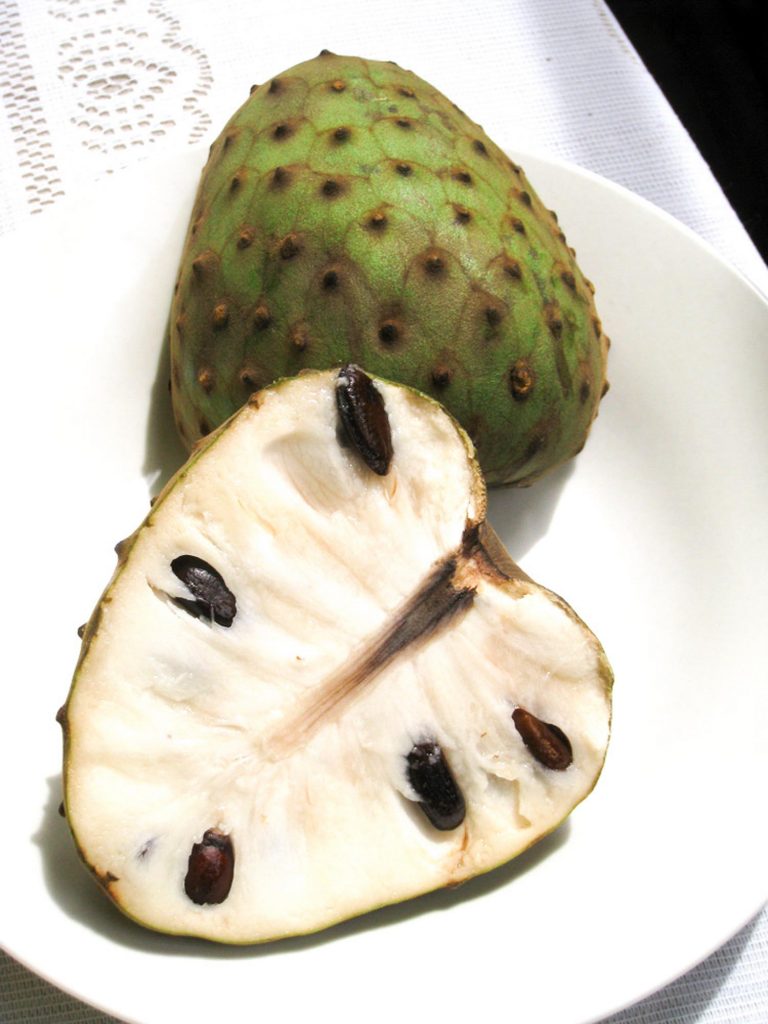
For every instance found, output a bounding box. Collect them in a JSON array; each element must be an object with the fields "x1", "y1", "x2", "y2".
[
  {"x1": 170, "y1": 555, "x2": 237, "y2": 627},
  {"x1": 406, "y1": 740, "x2": 466, "y2": 831},
  {"x1": 396, "y1": 162, "x2": 412, "y2": 177},
  {"x1": 336, "y1": 364, "x2": 393, "y2": 475},
  {"x1": 512, "y1": 707, "x2": 573, "y2": 771},
  {"x1": 184, "y1": 829, "x2": 235, "y2": 905},
  {"x1": 322, "y1": 269, "x2": 339, "y2": 290}
]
